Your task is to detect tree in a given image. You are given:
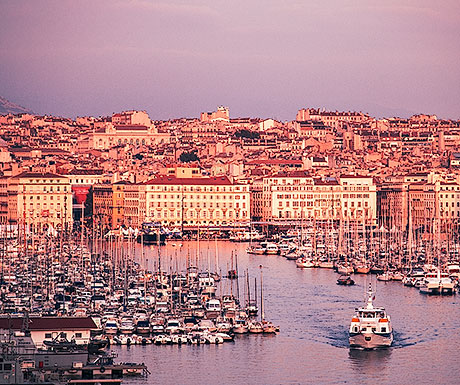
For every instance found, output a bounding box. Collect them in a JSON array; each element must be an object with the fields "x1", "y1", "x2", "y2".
[
  {"x1": 235, "y1": 129, "x2": 260, "y2": 139},
  {"x1": 180, "y1": 150, "x2": 199, "y2": 163}
]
